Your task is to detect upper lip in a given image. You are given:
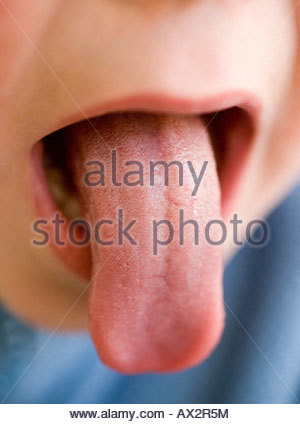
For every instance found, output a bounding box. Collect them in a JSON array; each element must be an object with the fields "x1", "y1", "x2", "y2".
[{"x1": 40, "y1": 90, "x2": 261, "y2": 140}]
